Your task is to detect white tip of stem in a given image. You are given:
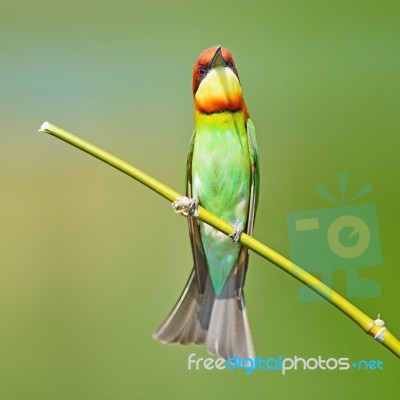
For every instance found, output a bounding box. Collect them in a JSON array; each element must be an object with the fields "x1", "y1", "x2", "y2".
[{"x1": 39, "y1": 121, "x2": 50, "y2": 133}]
